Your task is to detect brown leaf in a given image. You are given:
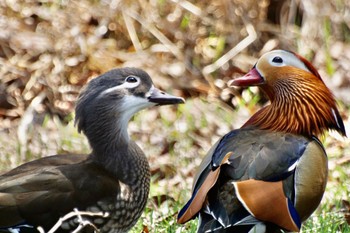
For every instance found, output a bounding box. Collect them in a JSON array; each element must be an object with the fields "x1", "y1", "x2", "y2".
[{"x1": 141, "y1": 225, "x2": 149, "y2": 233}]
